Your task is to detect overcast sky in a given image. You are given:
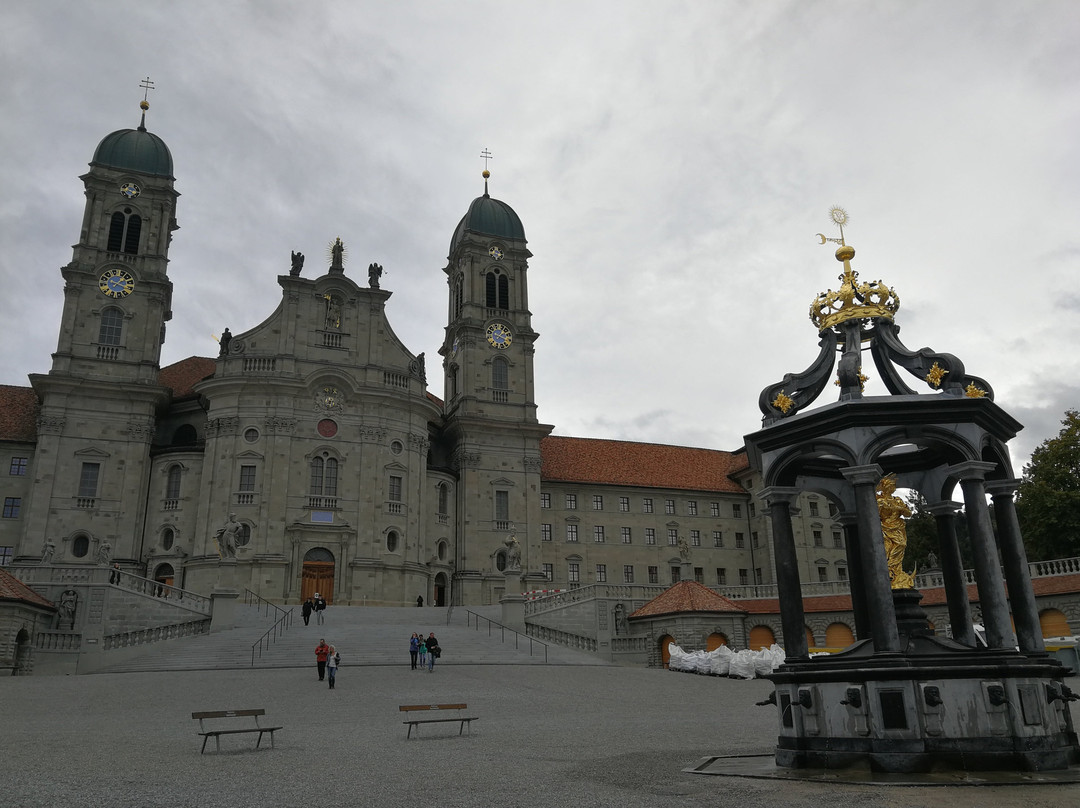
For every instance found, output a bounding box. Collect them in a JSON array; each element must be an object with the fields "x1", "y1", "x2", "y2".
[{"x1": 2, "y1": 1, "x2": 1077, "y2": 476}]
